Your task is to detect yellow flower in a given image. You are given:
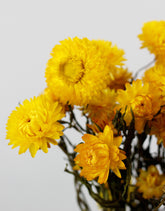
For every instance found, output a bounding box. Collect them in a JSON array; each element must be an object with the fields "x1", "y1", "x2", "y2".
[
  {"x1": 108, "y1": 67, "x2": 132, "y2": 91},
  {"x1": 143, "y1": 64, "x2": 165, "y2": 103},
  {"x1": 156, "y1": 55, "x2": 165, "y2": 66},
  {"x1": 43, "y1": 87, "x2": 59, "y2": 103},
  {"x1": 138, "y1": 20, "x2": 165, "y2": 57},
  {"x1": 149, "y1": 107, "x2": 165, "y2": 147},
  {"x1": 116, "y1": 80, "x2": 162, "y2": 133},
  {"x1": 6, "y1": 95, "x2": 65, "y2": 157},
  {"x1": 136, "y1": 165, "x2": 165, "y2": 199},
  {"x1": 43, "y1": 87, "x2": 71, "y2": 112},
  {"x1": 45, "y1": 37, "x2": 125, "y2": 106},
  {"x1": 82, "y1": 88, "x2": 117, "y2": 130},
  {"x1": 74, "y1": 125, "x2": 126, "y2": 184}
]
